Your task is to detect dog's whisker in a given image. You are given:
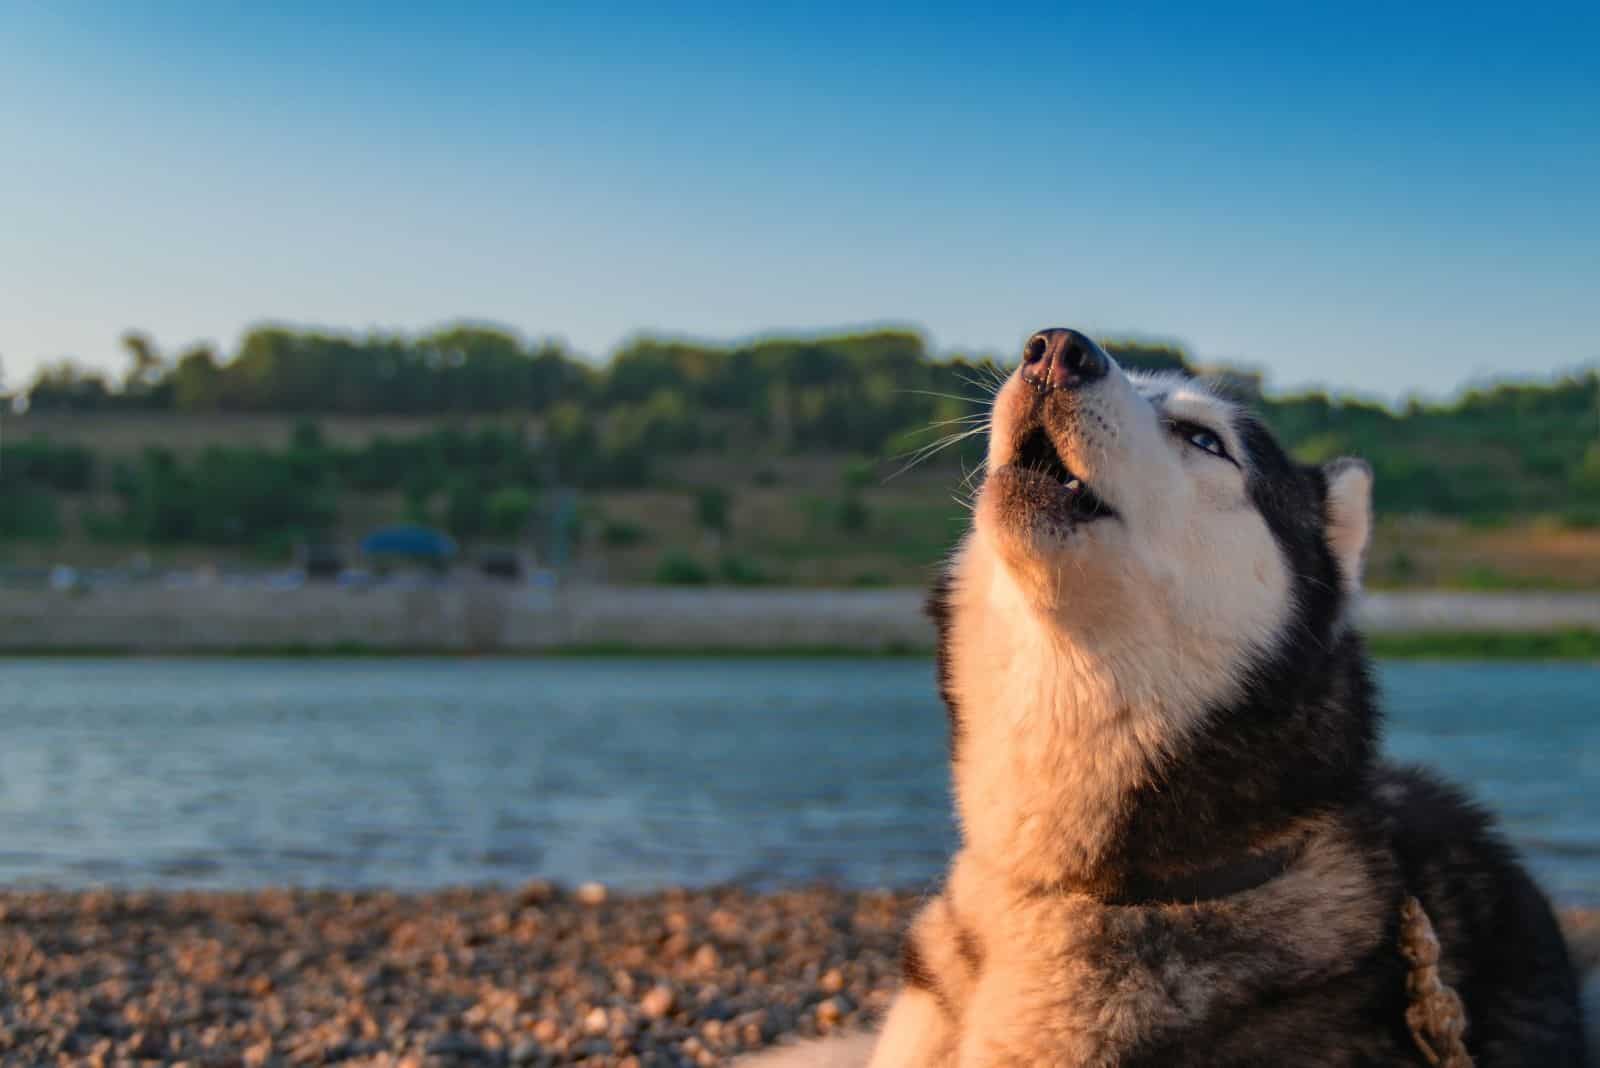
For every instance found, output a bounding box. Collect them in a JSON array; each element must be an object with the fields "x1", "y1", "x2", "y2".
[
  {"x1": 884, "y1": 426, "x2": 988, "y2": 481},
  {"x1": 951, "y1": 370, "x2": 1003, "y2": 397},
  {"x1": 905, "y1": 414, "x2": 992, "y2": 436},
  {"x1": 896, "y1": 388, "x2": 992, "y2": 407}
]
